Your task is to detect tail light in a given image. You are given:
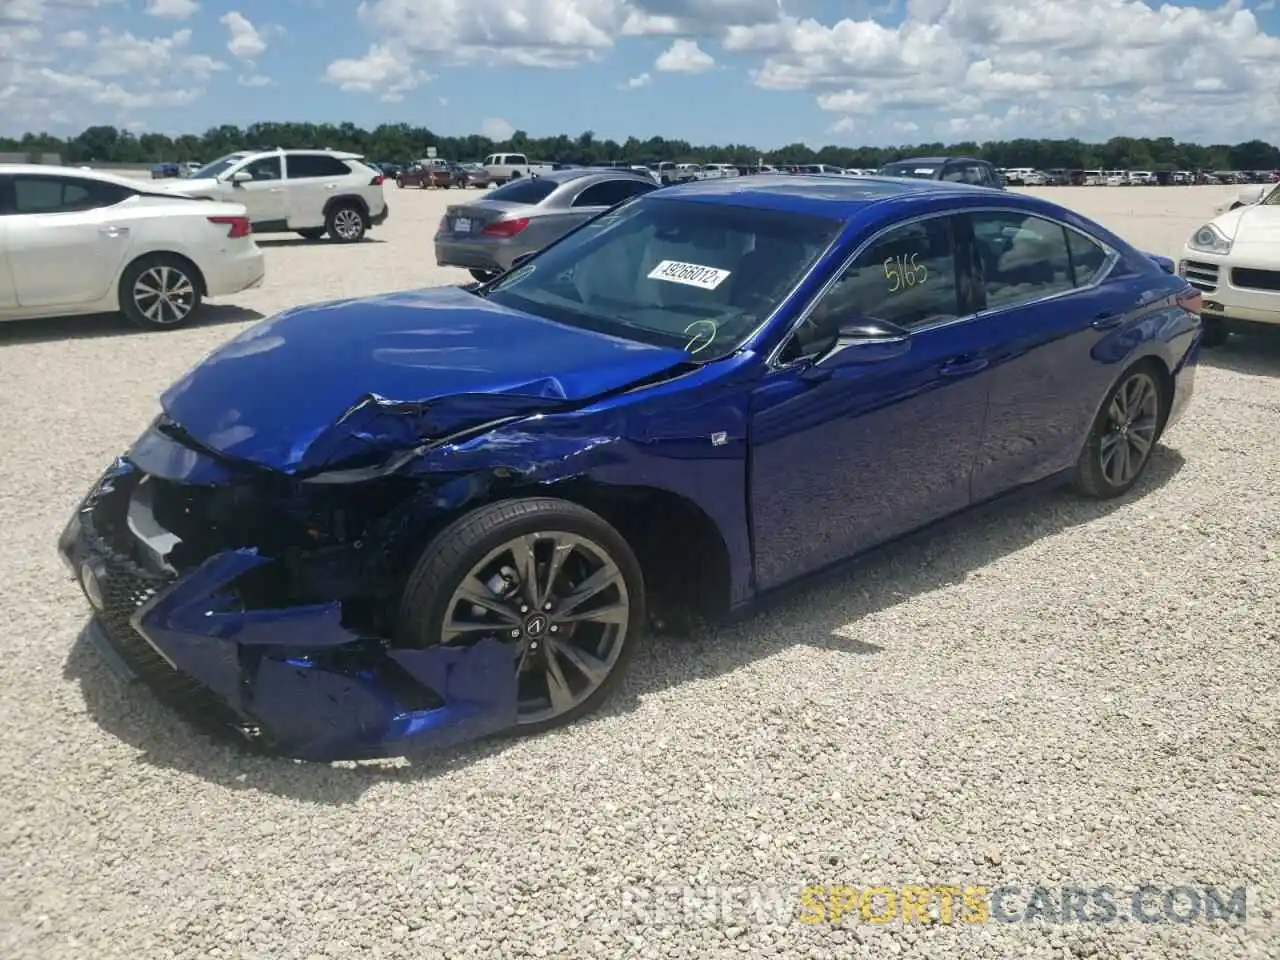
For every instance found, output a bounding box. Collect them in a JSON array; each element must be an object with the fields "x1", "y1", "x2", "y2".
[
  {"x1": 208, "y1": 215, "x2": 251, "y2": 239},
  {"x1": 1176, "y1": 288, "x2": 1202, "y2": 314},
  {"x1": 436, "y1": 215, "x2": 448, "y2": 235},
  {"x1": 481, "y1": 217, "x2": 530, "y2": 238},
  {"x1": 370, "y1": 174, "x2": 385, "y2": 186}
]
